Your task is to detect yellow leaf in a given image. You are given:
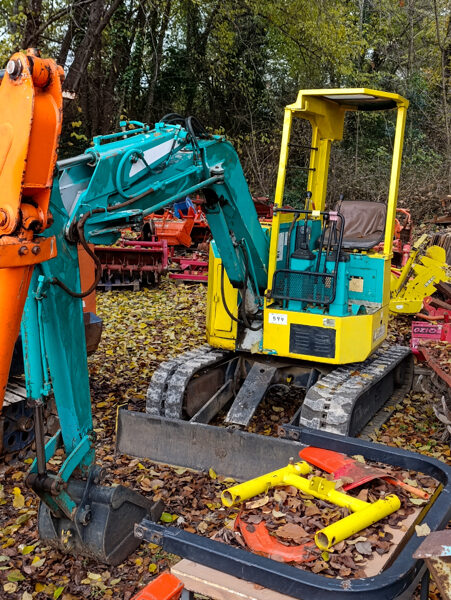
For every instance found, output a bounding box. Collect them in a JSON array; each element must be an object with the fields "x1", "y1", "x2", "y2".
[
  {"x1": 3, "y1": 582, "x2": 17, "y2": 594},
  {"x1": 209, "y1": 468, "x2": 217, "y2": 480},
  {"x1": 12, "y1": 488, "x2": 24, "y2": 509},
  {"x1": 87, "y1": 572, "x2": 101, "y2": 581},
  {"x1": 35, "y1": 583, "x2": 45, "y2": 593},
  {"x1": 352, "y1": 455, "x2": 366, "y2": 464},
  {"x1": 134, "y1": 557, "x2": 143, "y2": 566},
  {"x1": 147, "y1": 543, "x2": 159, "y2": 551},
  {"x1": 148, "y1": 563, "x2": 157, "y2": 573},
  {"x1": 31, "y1": 556, "x2": 45, "y2": 567},
  {"x1": 20, "y1": 545, "x2": 36, "y2": 555},
  {"x1": 137, "y1": 463, "x2": 146, "y2": 470}
]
